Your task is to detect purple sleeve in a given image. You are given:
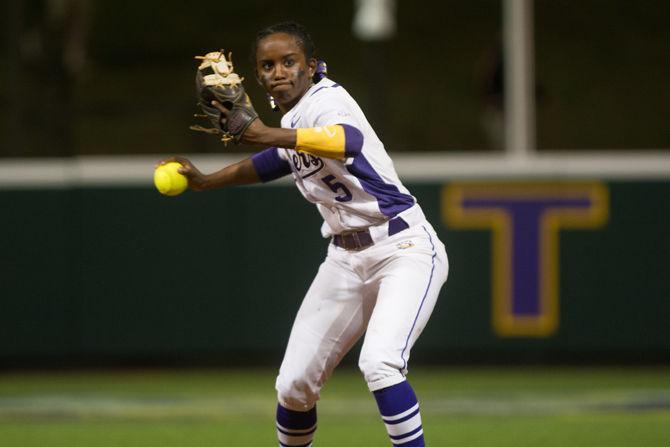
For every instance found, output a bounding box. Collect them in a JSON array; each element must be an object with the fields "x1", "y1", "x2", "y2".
[
  {"x1": 340, "y1": 124, "x2": 364, "y2": 158},
  {"x1": 251, "y1": 147, "x2": 292, "y2": 183}
]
